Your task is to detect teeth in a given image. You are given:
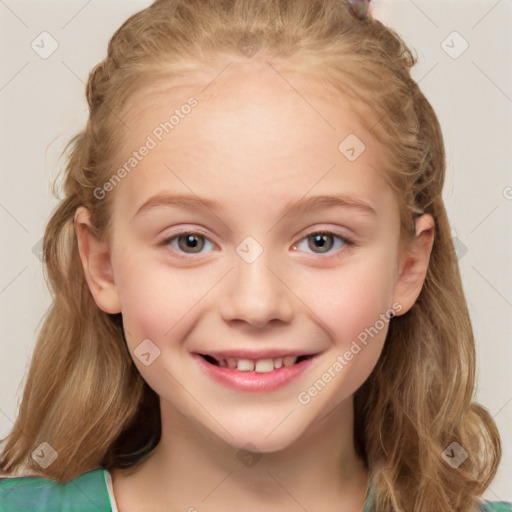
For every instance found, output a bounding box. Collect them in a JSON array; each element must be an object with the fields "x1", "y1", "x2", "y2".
[
  {"x1": 283, "y1": 356, "x2": 297, "y2": 367},
  {"x1": 237, "y1": 359, "x2": 255, "y2": 372},
  {"x1": 254, "y1": 359, "x2": 274, "y2": 373},
  {"x1": 210, "y1": 355, "x2": 301, "y2": 372}
]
